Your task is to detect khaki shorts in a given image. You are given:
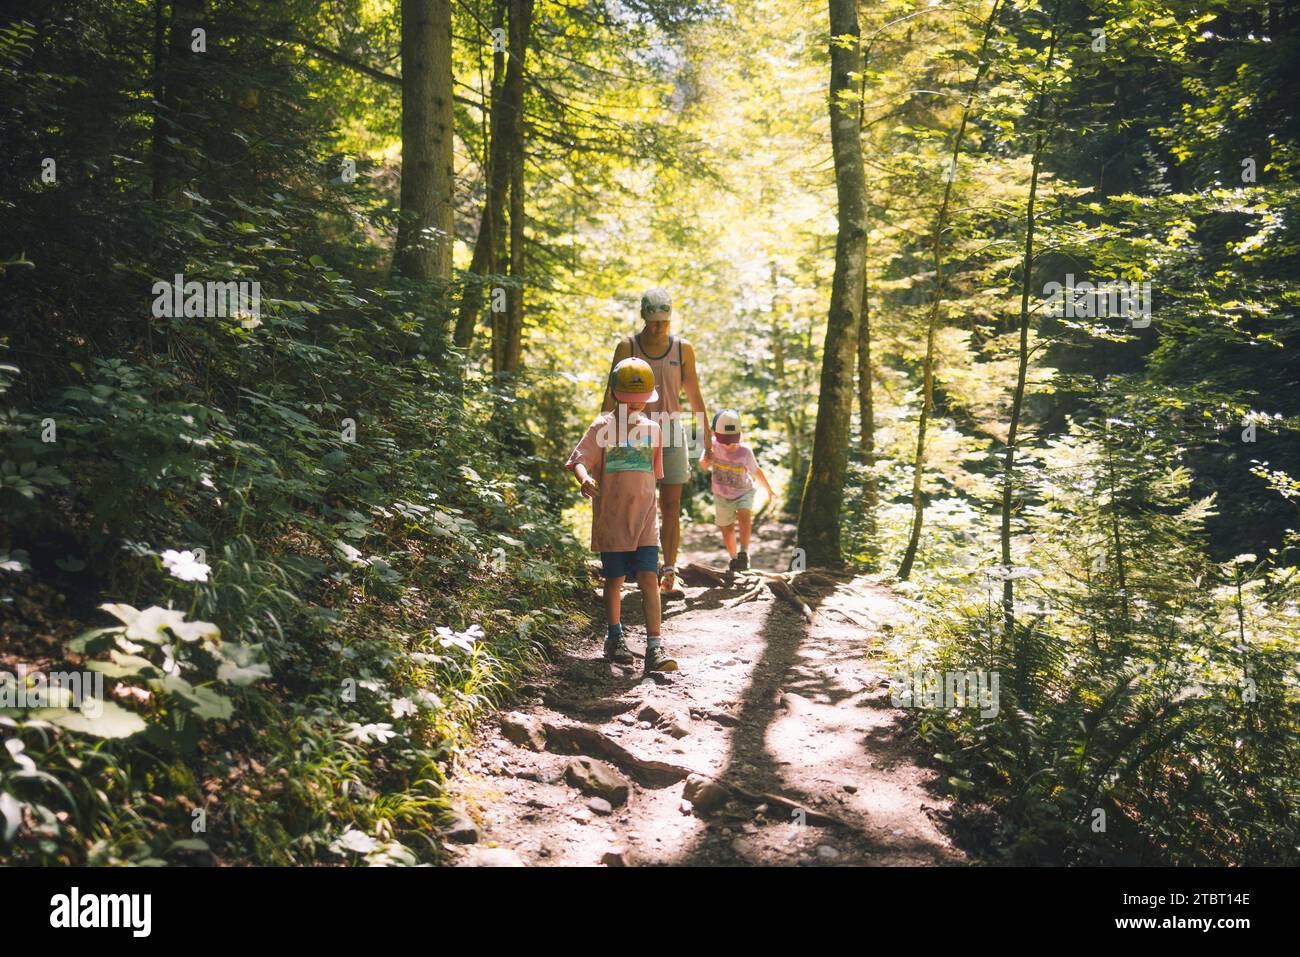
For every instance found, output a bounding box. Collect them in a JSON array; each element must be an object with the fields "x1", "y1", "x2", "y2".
[
  {"x1": 714, "y1": 488, "x2": 756, "y2": 527},
  {"x1": 658, "y1": 419, "x2": 691, "y2": 486}
]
